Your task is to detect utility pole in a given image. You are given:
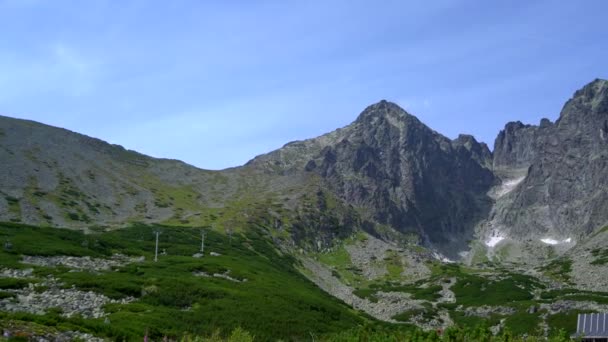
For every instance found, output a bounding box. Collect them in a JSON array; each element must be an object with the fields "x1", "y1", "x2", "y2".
[
  {"x1": 154, "y1": 230, "x2": 161, "y2": 262},
  {"x1": 200, "y1": 229, "x2": 206, "y2": 254},
  {"x1": 226, "y1": 227, "x2": 233, "y2": 246}
]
